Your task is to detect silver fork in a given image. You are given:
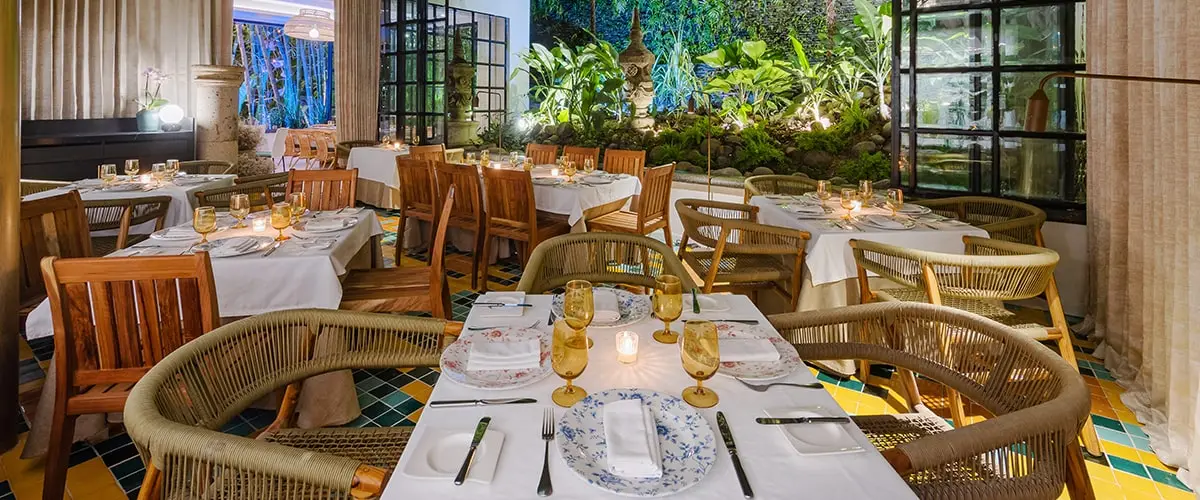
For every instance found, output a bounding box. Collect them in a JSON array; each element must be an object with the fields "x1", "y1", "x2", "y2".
[
  {"x1": 537, "y1": 408, "x2": 554, "y2": 496},
  {"x1": 737, "y1": 379, "x2": 823, "y2": 392}
]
